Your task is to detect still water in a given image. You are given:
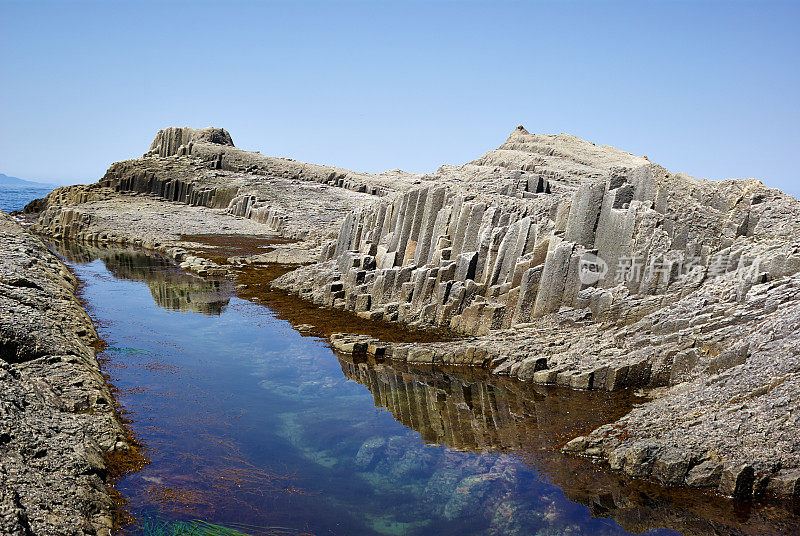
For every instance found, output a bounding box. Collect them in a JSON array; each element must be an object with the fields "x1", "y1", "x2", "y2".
[{"x1": 50, "y1": 240, "x2": 778, "y2": 536}]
